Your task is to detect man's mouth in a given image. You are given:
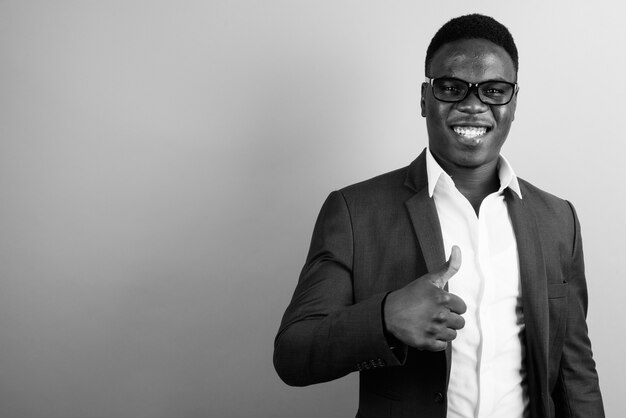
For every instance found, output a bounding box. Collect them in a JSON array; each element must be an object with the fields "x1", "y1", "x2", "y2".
[{"x1": 452, "y1": 126, "x2": 489, "y2": 139}]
